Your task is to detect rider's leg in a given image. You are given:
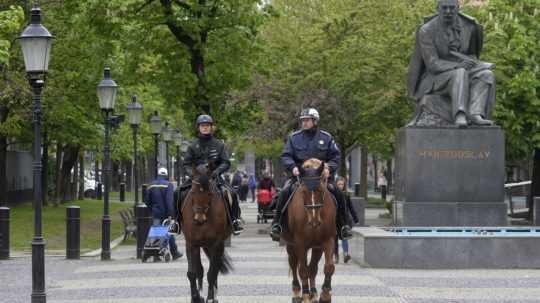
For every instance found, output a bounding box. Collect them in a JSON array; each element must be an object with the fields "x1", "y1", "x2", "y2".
[
  {"x1": 270, "y1": 179, "x2": 294, "y2": 240},
  {"x1": 218, "y1": 182, "x2": 244, "y2": 235},
  {"x1": 328, "y1": 184, "x2": 353, "y2": 240},
  {"x1": 230, "y1": 190, "x2": 244, "y2": 235}
]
